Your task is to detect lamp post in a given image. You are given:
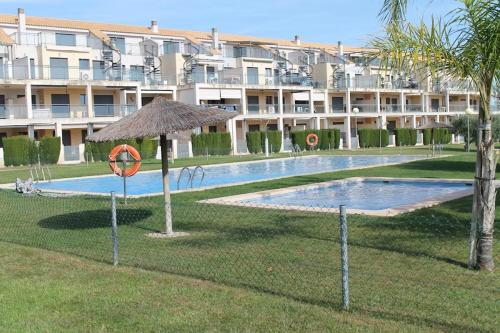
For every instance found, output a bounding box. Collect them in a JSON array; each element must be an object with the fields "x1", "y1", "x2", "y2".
[
  {"x1": 464, "y1": 107, "x2": 474, "y2": 152},
  {"x1": 352, "y1": 107, "x2": 359, "y2": 149}
]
